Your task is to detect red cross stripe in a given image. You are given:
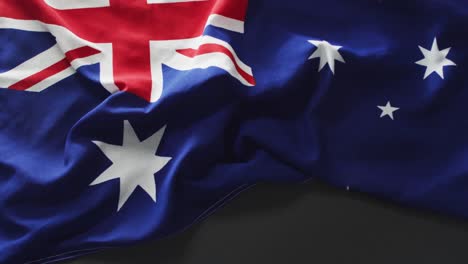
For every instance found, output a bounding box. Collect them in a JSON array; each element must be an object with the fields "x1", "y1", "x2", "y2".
[{"x1": 0, "y1": 0, "x2": 255, "y2": 102}]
